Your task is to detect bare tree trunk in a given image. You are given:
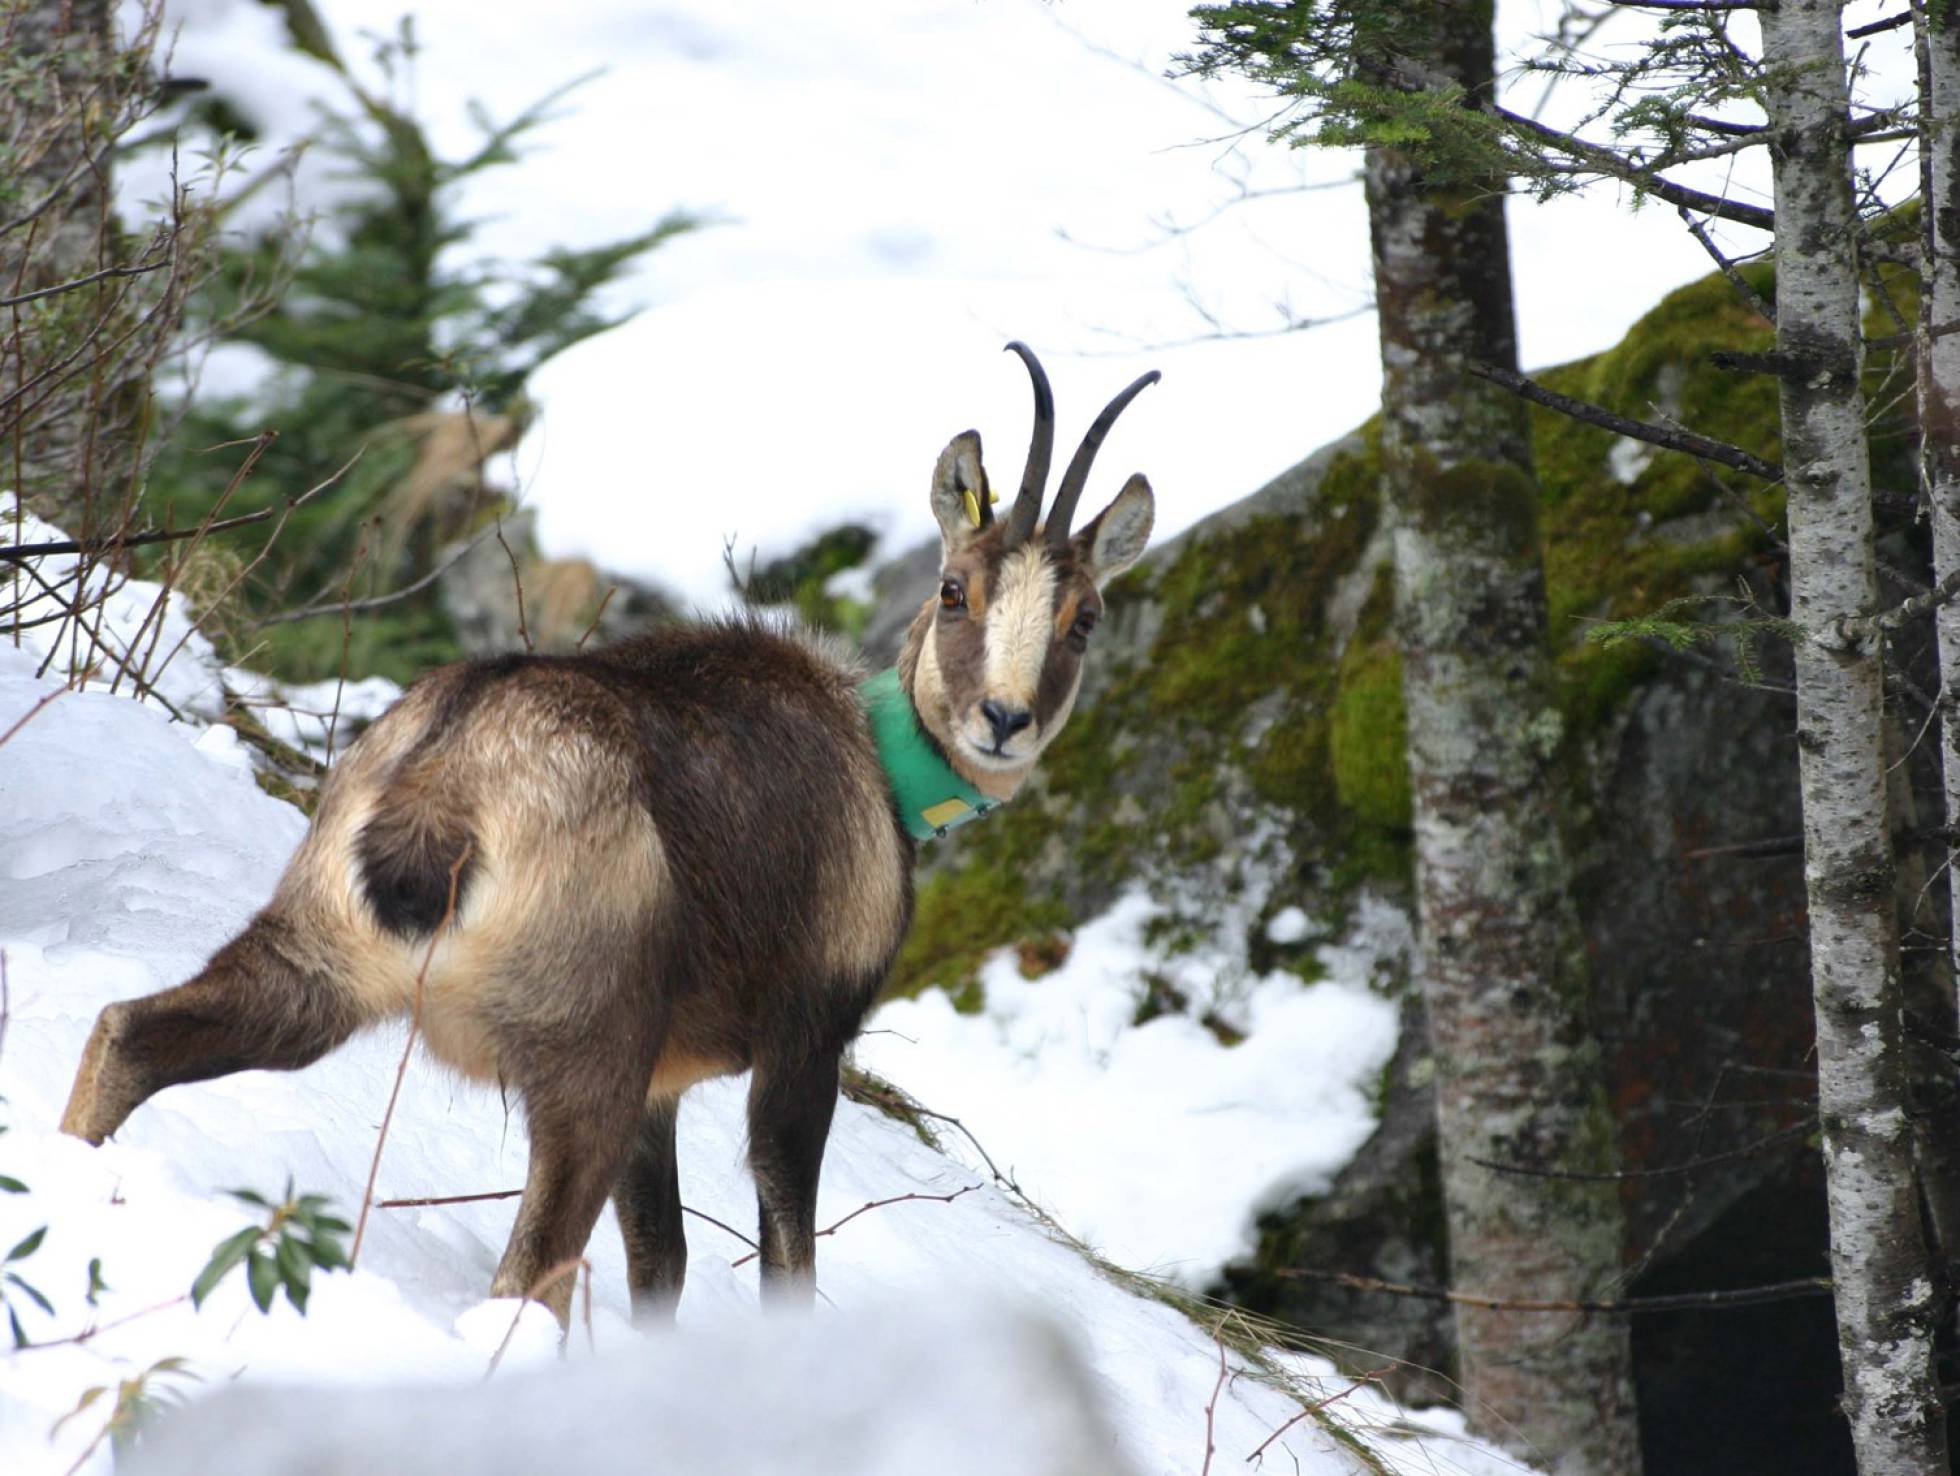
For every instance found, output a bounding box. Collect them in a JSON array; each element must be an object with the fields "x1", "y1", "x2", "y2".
[
  {"x1": 1921, "y1": 1, "x2": 1960, "y2": 1024},
  {"x1": 1761, "y1": 2, "x2": 1948, "y2": 1470},
  {"x1": 1364, "y1": 5, "x2": 1641, "y2": 1472},
  {"x1": 0, "y1": 0, "x2": 135, "y2": 533}
]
